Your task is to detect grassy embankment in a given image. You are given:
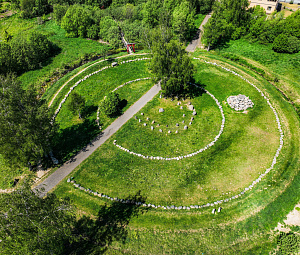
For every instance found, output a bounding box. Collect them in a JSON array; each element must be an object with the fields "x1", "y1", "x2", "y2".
[
  {"x1": 53, "y1": 52, "x2": 300, "y2": 253},
  {"x1": 51, "y1": 57, "x2": 153, "y2": 161},
  {"x1": 0, "y1": 14, "x2": 108, "y2": 188}
]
